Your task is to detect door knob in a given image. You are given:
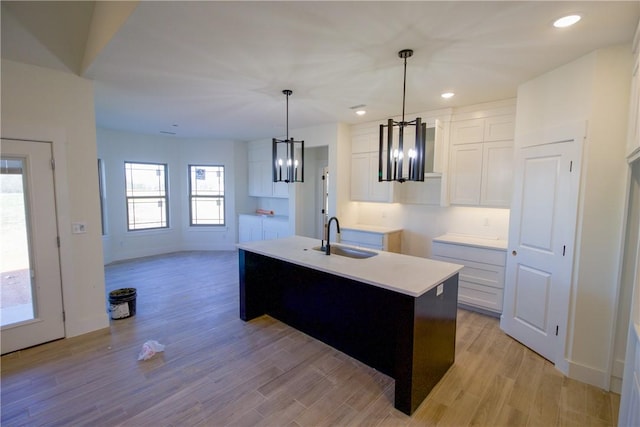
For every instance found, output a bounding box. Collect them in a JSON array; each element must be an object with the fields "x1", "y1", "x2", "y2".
[{"x1": 512, "y1": 250, "x2": 517, "y2": 256}]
